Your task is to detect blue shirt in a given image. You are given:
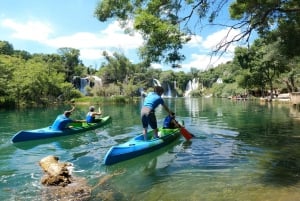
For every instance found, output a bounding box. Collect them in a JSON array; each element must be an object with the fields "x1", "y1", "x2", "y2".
[
  {"x1": 163, "y1": 115, "x2": 173, "y2": 128},
  {"x1": 143, "y1": 92, "x2": 164, "y2": 110},
  {"x1": 86, "y1": 112, "x2": 95, "y2": 123},
  {"x1": 51, "y1": 114, "x2": 73, "y2": 131}
]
